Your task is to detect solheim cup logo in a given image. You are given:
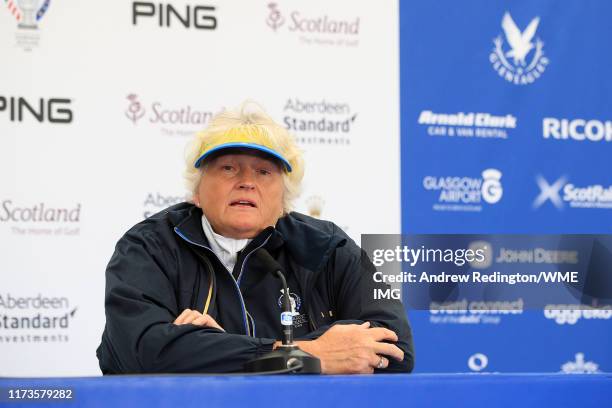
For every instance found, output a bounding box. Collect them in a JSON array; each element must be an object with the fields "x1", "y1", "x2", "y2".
[
  {"x1": 266, "y1": 2, "x2": 284, "y2": 31},
  {"x1": 5, "y1": 0, "x2": 50, "y2": 29},
  {"x1": 489, "y1": 12, "x2": 549, "y2": 85},
  {"x1": 5, "y1": 0, "x2": 50, "y2": 51}
]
